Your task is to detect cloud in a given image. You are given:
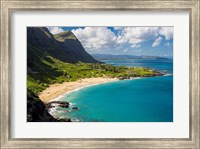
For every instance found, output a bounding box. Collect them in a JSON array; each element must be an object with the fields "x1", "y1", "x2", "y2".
[
  {"x1": 159, "y1": 27, "x2": 173, "y2": 40},
  {"x1": 116, "y1": 27, "x2": 173, "y2": 45},
  {"x1": 122, "y1": 27, "x2": 160, "y2": 44},
  {"x1": 152, "y1": 36, "x2": 163, "y2": 47},
  {"x1": 114, "y1": 27, "x2": 124, "y2": 30},
  {"x1": 131, "y1": 44, "x2": 141, "y2": 48},
  {"x1": 71, "y1": 26, "x2": 173, "y2": 51},
  {"x1": 115, "y1": 35, "x2": 127, "y2": 44},
  {"x1": 123, "y1": 49, "x2": 128, "y2": 52},
  {"x1": 47, "y1": 27, "x2": 64, "y2": 34},
  {"x1": 72, "y1": 27, "x2": 117, "y2": 51}
]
